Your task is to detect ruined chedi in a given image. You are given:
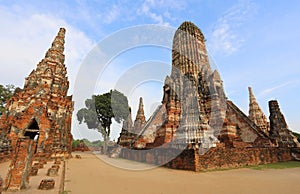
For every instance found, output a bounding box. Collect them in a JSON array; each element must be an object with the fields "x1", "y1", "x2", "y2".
[
  {"x1": 269, "y1": 100, "x2": 299, "y2": 147},
  {"x1": 1, "y1": 28, "x2": 73, "y2": 191},
  {"x1": 248, "y1": 87, "x2": 269, "y2": 134},
  {"x1": 0, "y1": 28, "x2": 73, "y2": 155},
  {"x1": 133, "y1": 97, "x2": 146, "y2": 134}
]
